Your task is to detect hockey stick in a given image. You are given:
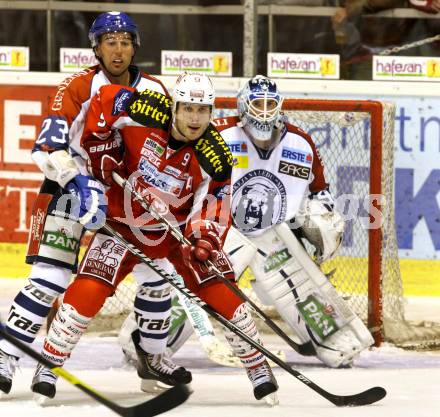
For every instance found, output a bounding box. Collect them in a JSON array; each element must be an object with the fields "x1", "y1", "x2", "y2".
[
  {"x1": 102, "y1": 222, "x2": 386, "y2": 407},
  {"x1": 0, "y1": 324, "x2": 190, "y2": 417},
  {"x1": 112, "y1": 172, "x2": 315, "y2": 357}
]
